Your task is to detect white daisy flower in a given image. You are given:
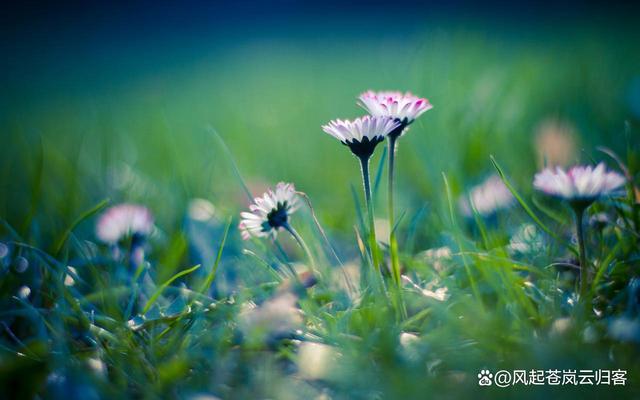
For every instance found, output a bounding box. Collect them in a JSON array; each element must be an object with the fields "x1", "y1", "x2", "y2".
[
  {"x1": 239, "y1": 182, "x2": 300, "y2": 240},
  {"x1": 96, "y1": 204, "x2": 154, "y2": 244},
  {"x1": 322, "y1": 115, "x2": 399, "y2": 159},
  {"x1": 508, "y1": 223, "x2": 545, "y2": 255},
  {"x1": 358, "y1": 90, "x2": 432, "y2": 137},
  {"x1": 459, "y1": 174, "x2": 515, "y2": 216},
  {"x1": 533, "y1": 163, "x2": 625, "y2": 203}
]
